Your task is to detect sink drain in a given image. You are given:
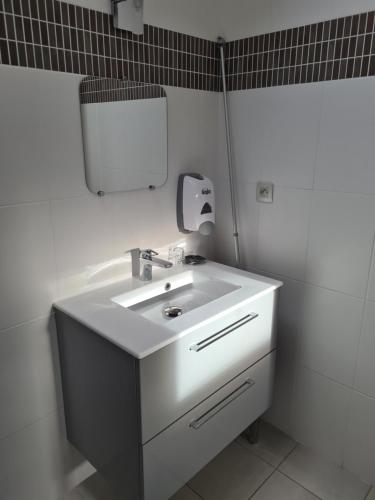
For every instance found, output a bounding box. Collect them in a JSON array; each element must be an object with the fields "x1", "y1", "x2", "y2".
[{"x1": 163, "y1": 306, "x2": 182, "y2": 318}]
